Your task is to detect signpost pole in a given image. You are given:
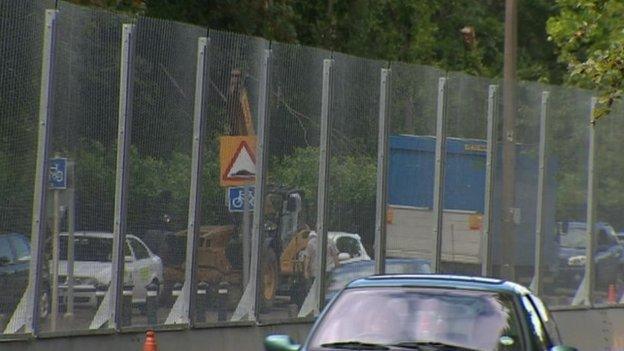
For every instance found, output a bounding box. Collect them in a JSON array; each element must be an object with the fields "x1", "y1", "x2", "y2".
[
  {"x1": 243, "y1": 185, "x2": 251, "y2": 286},
  {"x1": 66, "y1": 161, "x2": 76, "y2": 318},
  {"x1": 51, "y1": 186, "x2": 60, "y2": 331}
]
